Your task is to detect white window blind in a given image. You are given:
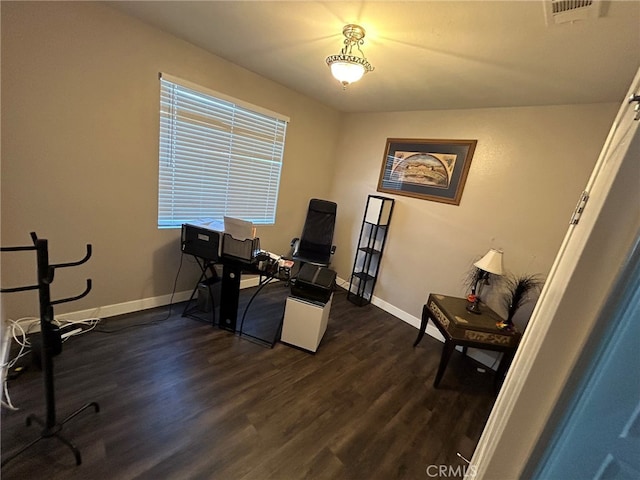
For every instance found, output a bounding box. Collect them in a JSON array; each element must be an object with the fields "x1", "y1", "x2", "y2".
[{"x1": 158, "y1": 73, "x2": 289, "y2": 229}]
